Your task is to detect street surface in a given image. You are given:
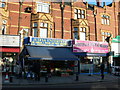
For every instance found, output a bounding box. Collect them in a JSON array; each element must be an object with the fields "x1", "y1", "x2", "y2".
[{"x1": 2, "y1": 81, "x2": 120, "y2": 90}]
